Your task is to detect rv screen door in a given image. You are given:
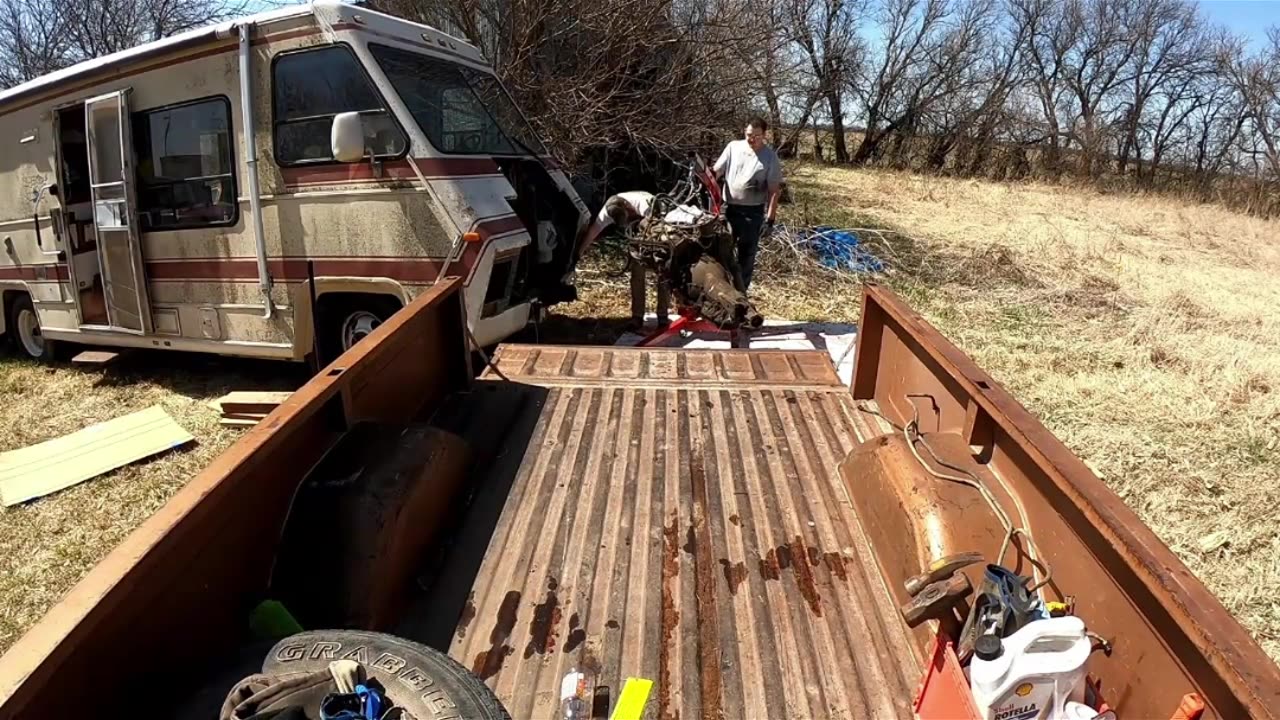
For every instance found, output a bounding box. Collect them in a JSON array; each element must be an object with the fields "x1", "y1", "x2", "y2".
[{"x1": 85, "y1": 90, "x2": 151, "y2": 334}]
